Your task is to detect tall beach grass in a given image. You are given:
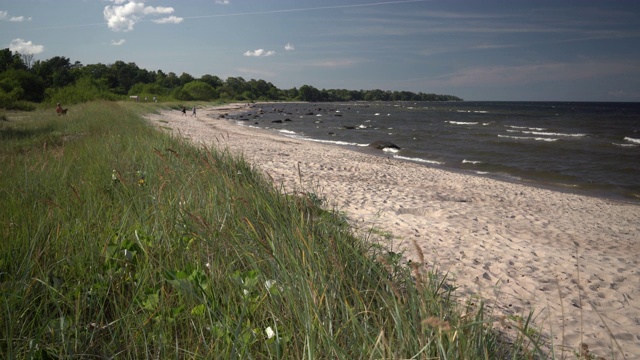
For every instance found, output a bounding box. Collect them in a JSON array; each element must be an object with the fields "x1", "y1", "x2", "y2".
[{"x1": 1, "y1": 101, "x2": 541, "y2": 358}]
